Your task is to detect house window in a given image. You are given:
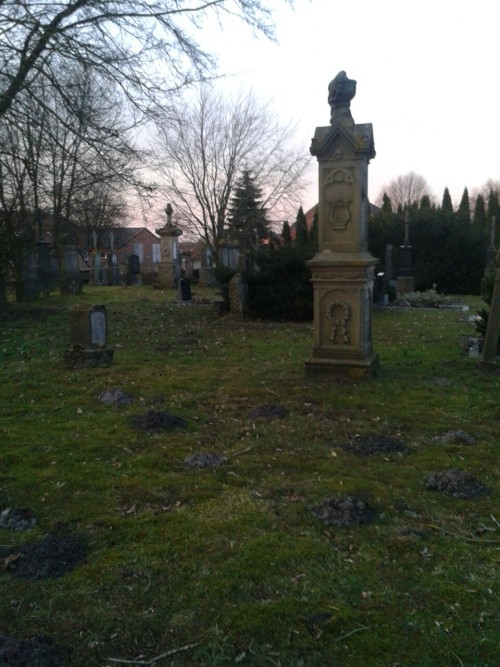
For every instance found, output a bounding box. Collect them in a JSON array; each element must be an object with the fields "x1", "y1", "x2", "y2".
[
  {"x1": 133, "y1": 243, "x2": 144, "y2": 262},
  {"x1": 152, "y1": 243, "x2": 161, "y2": 263}
]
